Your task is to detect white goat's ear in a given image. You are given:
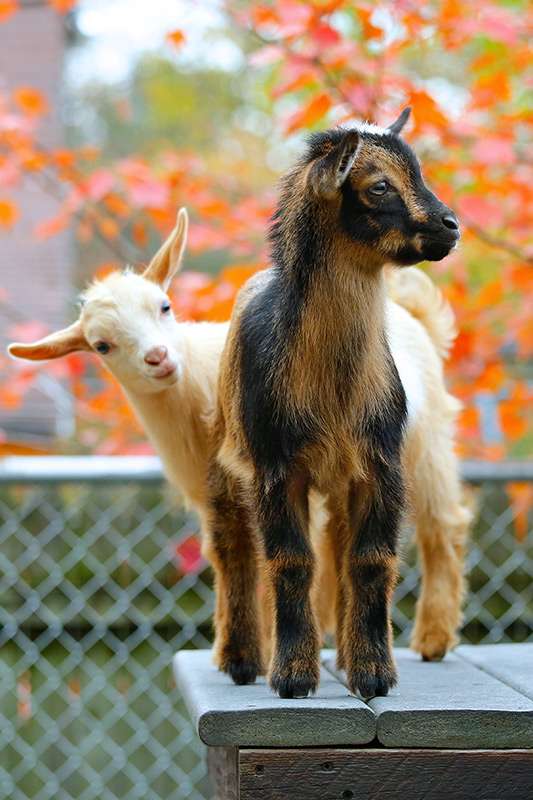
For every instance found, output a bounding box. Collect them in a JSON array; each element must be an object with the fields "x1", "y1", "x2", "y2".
[
  {"x1": 8, "y1": 320, "x2": 90, "y2": 361},
  {"x1": 387, "y1": 107, "x2": 411, "y2": 135},
  {"x1": 143, "y1": 207, "x2": 188, "y2": 290},
  {"x1": 309, "y1": 130, "x2": 361, "y2": 199}
]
